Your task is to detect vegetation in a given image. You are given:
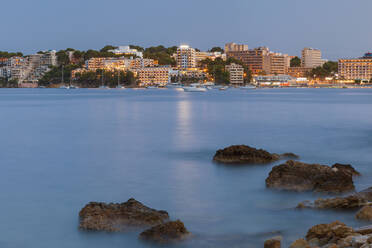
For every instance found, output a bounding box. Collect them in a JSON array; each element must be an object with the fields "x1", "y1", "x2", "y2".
[
  {"x1": 143, "y1": 46, "x2": 177, "y2": 65},
  {"x1": 307, "y1": 61, "x2": 338, "y2": 79},
  {"x1": 74, "y1": 69, "x2": 136, "y2": 88},
  {"x1": 0, "y1": 51, "x2": 23, "y2": 58},
  {"x1": 290, "y1": 56, "x2": 301, "y2": 67},
  {"x1": 0, "y1": 78, "x2": 18, "y2": 88},
  {"x1": 38, "y1": 64, "x2": 80, "y2": 85},
  {"x1": 209, "y1": 47, "x2": 224, "y2": 53}
]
